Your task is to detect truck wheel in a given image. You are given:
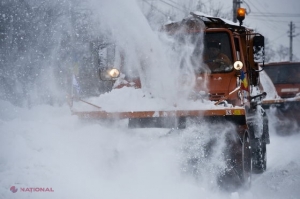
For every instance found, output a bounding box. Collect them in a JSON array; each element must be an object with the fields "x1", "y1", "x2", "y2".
[
  {"x1": 251, "y1": 138, "x2": 267, "y2": 173},
  {"x1": 218, "y1": 131, "x2": 252, "y2": 191}
]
